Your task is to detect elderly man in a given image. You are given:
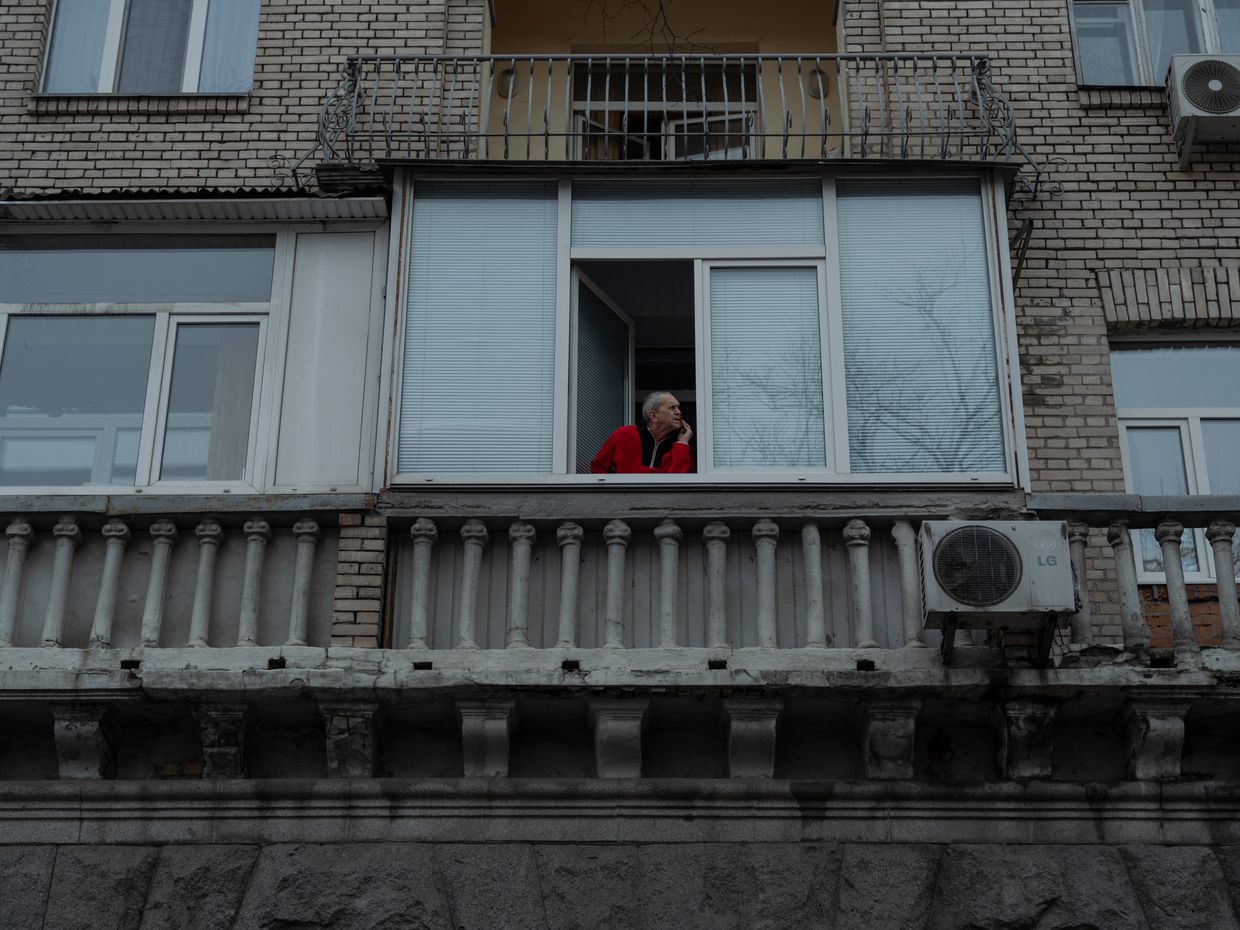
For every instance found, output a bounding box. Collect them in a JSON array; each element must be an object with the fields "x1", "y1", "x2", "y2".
[{"x1": 590, "y1": 391, "x2": 694, "y2": 474}]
